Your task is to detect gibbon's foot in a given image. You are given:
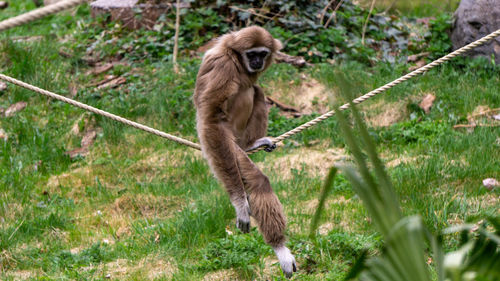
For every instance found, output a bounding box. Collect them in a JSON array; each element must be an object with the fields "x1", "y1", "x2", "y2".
[
  {"x1": 235, "y1": 200, "x2": 251, "y2": 233},
  {"x1": 246, "y1": 137, "x2": 276, "y2": 152},
  {"x1": 264, "y1": 142, "x2": 277, "y2": 152},
  {"x1": 236, "y1": 218, "x2": 250, "y2": 233},
  {"x1": 274, "y1": 246, "x2": 297, "y2": 278}
]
